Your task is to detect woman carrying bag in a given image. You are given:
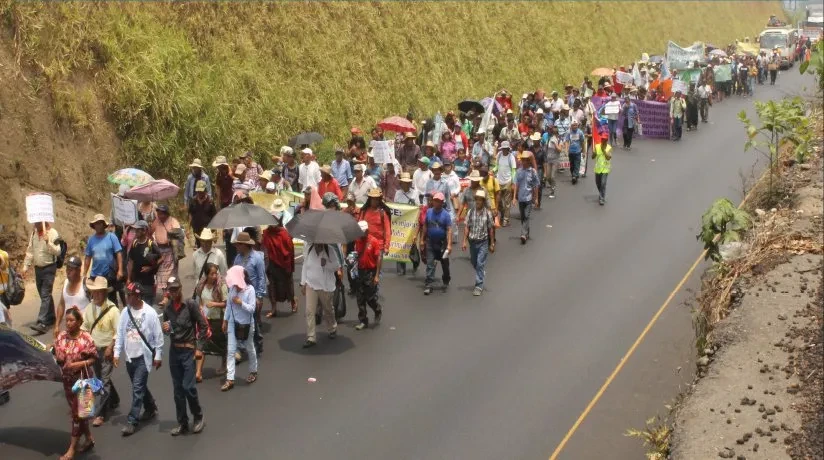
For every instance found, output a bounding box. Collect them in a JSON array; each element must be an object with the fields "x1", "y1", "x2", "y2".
[{"x1": 221, "y1": 266, "x2": 258, "y2": 391}]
